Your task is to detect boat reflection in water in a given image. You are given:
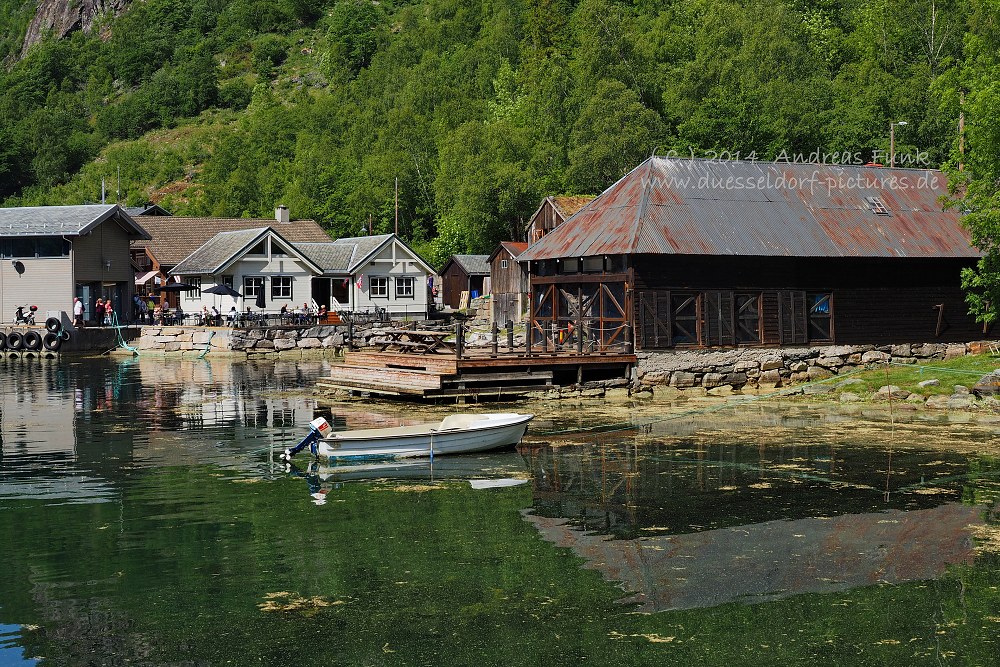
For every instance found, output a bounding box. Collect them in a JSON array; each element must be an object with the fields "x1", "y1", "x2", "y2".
[
  {"x1": 290, "y1": 450, "x2": 531, "y2": 504},
  {"x1": 520, "y1": 439, "x2": 991, "y2": 612}
]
